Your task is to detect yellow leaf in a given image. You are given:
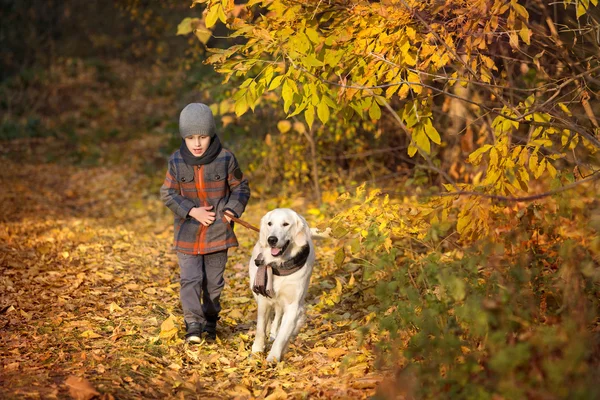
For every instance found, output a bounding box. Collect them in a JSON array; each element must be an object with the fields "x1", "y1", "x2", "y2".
[
  {"x1": 317, "y1": 101, "x2": 330, "y2": 124},
  {"x1": 489, "y1": 147, "x2": 499, "y2": 167},
  {"x1": 529, "y1": 153, "x2": 539, "y2": 176},
  {"x1": 205, "y1": 4, "x2": 220, "y2": 28},
  {"x1": 159, "y1": 315, "x2": 179, "y2": 341},
  {"x1": 407, "y1": 141, "x2": 418, "y2": 157},
  {"x1": 423, "y1": 119, "x2": 440, "y2": 144},
  {"x1": 334, "y1": 247, "x2": 345, "y2": 267},
  {"x1": 519, "y1": 26, "x2": 531, "y2": 45},
  {"x1": 304, "y1": 105, "x2": 315, "y2": 127},
  {"x1": 109, "y1": 302, "x2": 123, "y2": 313},
  {"x1": 230, "y1": 296, "x2": 252, "y2": 303},
  {"x1": 234, "y1": 97, "x2": 248, "y2": 117},
  {"x1": 512, "y1": 2, "x2": 529, "y2": 18},
  {"x1": 228, "y1": 309, "x2": 244, "y2": 320},
  {"x1": 293, "y1": 121, "x2": 306, "y2": 134},
  {"x1": 546, "y1": 160, "x2": 557, "y2": 178},
  {"x1": 414, "y1": 125, "x2": 430, "y2": 154},
  {"x1": 177, "y1": 17, "x2": 199, "y2": 36},
  {"x1": 468, "y1": 144, "x2": 492, "y2": 164},
  {"x1": 277, "y1": 120, "x2": 292, "y2": 133},
  {"x1": 348, "y1": 273, "x2": 355, "y2": 288},
  {"x1": 368, "y1": 101, "x2": 381, "y2": 120},
  {"x1": 327, "y1": 347, "x2": 347, "y2": 360},
  {"x1": 265, "y1": 386, "x2": 288, "y2": 400},
  {"x1": 268, "y1": 75, "x2": 284, "y2": 91},
  {"x1": 457, "y1": 212, "x2": 472, "y2": 234},
  {"x1": 20, "y1": 310, "x2": 32, "y2": 321},
  {"x1": 509, "y1": 31, "x2": 519, "y2": 49},
  {"x1": 384, "y1": 237, "x2": 392, "y2": 253},
  {"x1": 80, "y1": 330, "x2": 102, "y2": 339}
]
